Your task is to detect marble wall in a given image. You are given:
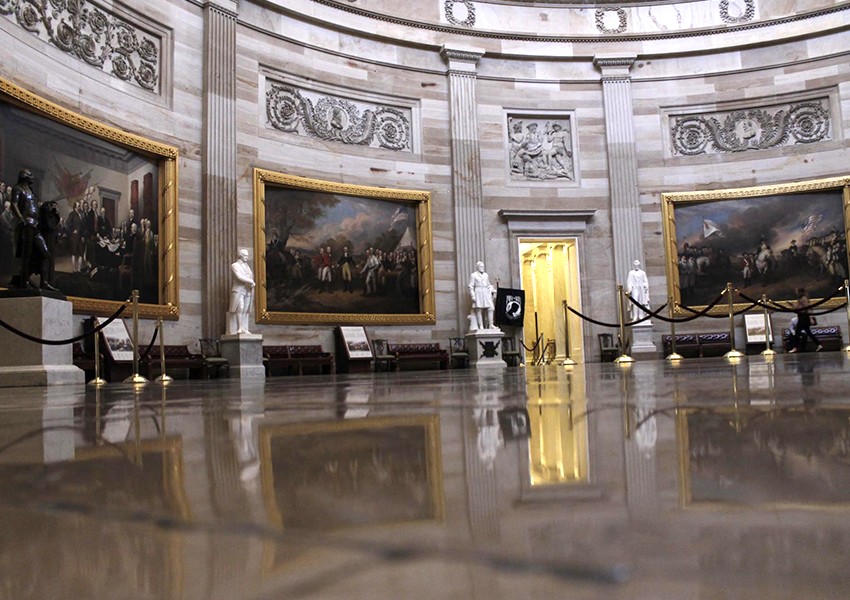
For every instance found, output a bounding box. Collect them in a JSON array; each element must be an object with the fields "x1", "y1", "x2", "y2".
[{"x1": 1, "y1": 0, "x2": 849, "y2": 356}]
